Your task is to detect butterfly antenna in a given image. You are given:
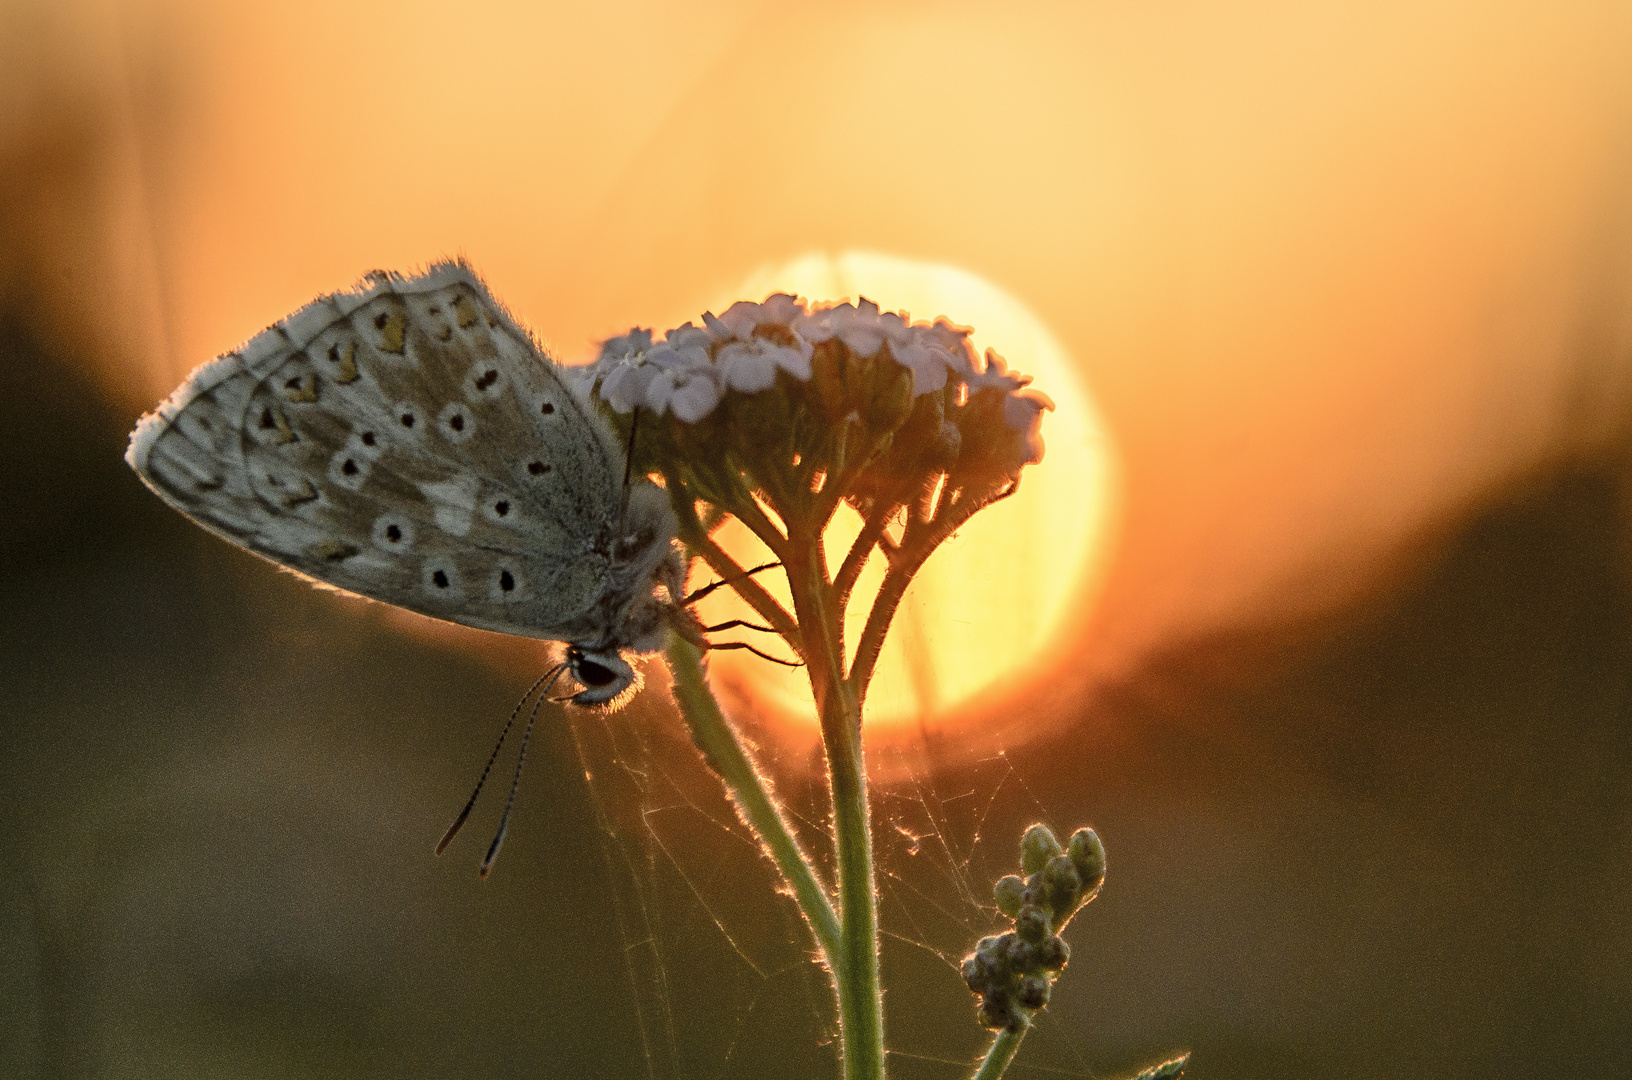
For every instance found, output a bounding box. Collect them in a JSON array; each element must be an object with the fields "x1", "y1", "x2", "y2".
[
  {"x1": 480, "y1": 685, "x2": 549, "y2": 878},
  {"x1": 616, "y1": 407, "x2": 640, "y2": 539},
  {"x1": 435, "y1": 664, "x2": 563, "y2": 856}
]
